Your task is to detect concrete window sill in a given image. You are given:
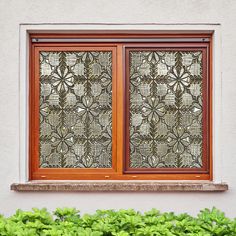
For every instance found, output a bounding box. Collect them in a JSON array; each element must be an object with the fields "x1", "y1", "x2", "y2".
[{"x1": 11, "y1": 181, "x2": 228, "y2": 192}]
